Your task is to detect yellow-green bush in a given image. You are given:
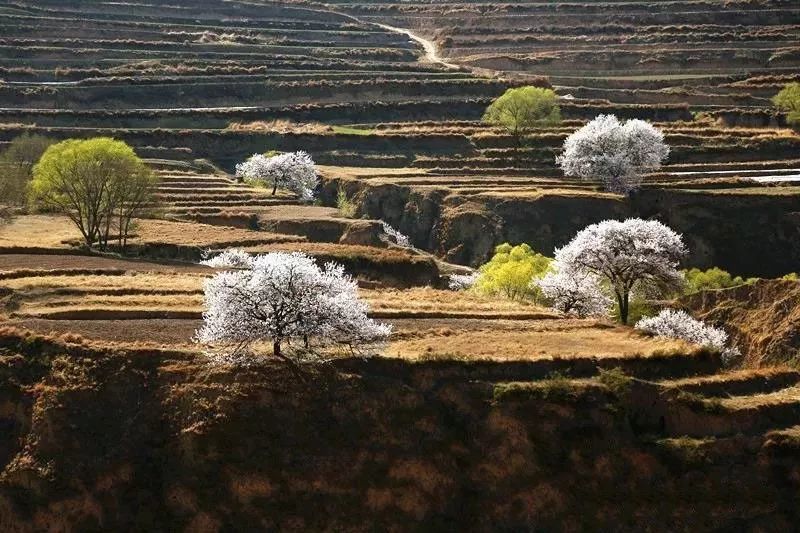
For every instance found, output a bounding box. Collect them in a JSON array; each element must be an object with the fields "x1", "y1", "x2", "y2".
[
  {"x1": 773, "y1": 82, "x2": 800, "y2": 127},
  {"x1": 683, "y1": 267, "x2": 746, "y2": 294},
  {"x1": 474, "y1": 243, "x2": 552, "y2": 301}
]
